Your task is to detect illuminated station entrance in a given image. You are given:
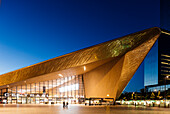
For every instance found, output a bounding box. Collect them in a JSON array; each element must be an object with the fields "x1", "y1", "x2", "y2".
[{"x1": 0, "y1": 75, "x2": 85, "y2": 104}]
